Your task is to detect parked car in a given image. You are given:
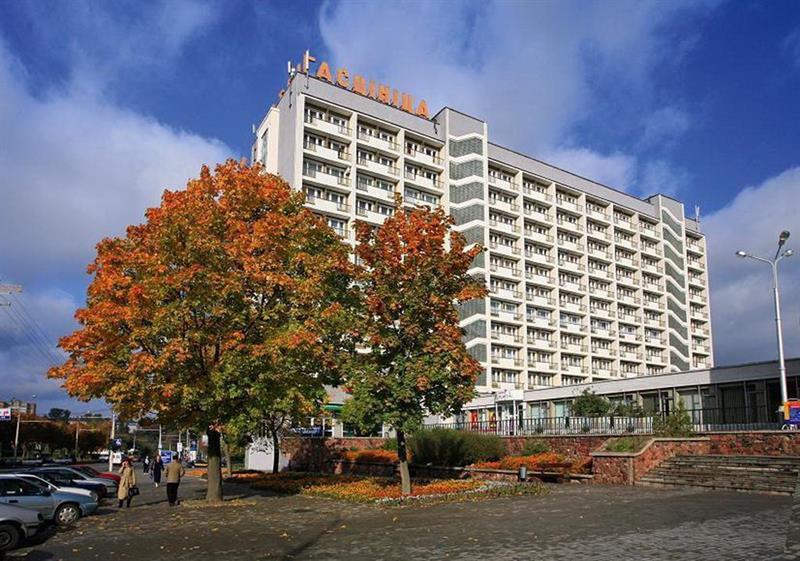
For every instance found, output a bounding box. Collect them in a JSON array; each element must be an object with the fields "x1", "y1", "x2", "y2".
[
  {"x1": 13, "y1": 474, "x2": 98, "y2": 502},
  {"x1": 24, "y1": 471, "x2": 107, "y2": 500},
  {"x1": 0, "y1": 476, "x2": 97, "y2": 526},
  {"x1": 0, "y1": 503, "x2": 43, "y2": 554},
  {"x1": 32, "y1": 467, "x2": 116, "y2": 495},
  {"x1": 73, "y1": 465, "x2": 121, "y2": 484}
]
